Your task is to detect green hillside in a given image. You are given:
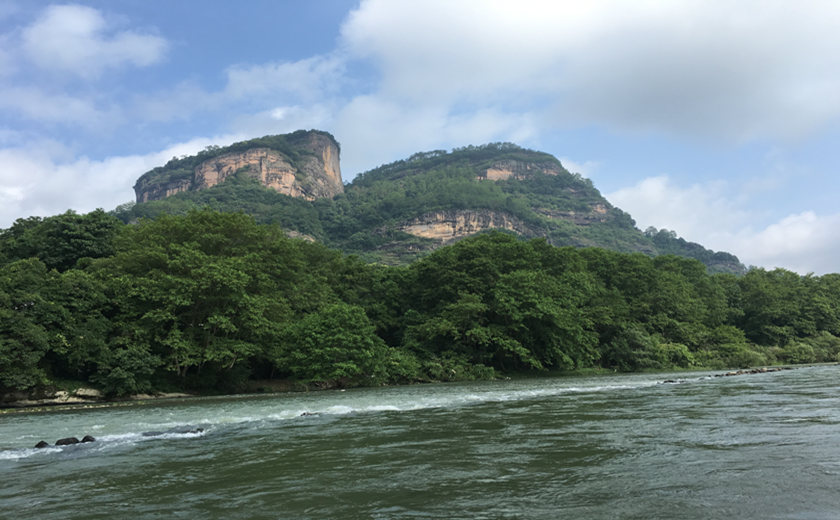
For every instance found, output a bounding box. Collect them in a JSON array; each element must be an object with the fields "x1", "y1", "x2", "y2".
[{"x1": 117, "y1": 141, "x2": 745, "y2": 273}]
